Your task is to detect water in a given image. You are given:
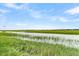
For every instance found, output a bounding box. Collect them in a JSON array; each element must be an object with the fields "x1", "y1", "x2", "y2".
[
  {"x1": 7, "y1": 31, "x2": 79, "y2": 40},
  {"x1": 6, "y1": 31, "x2": 79, "y2": 48},
  {"x1": 16, "y1": 37, "x2": 79, "y2": 48}
]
